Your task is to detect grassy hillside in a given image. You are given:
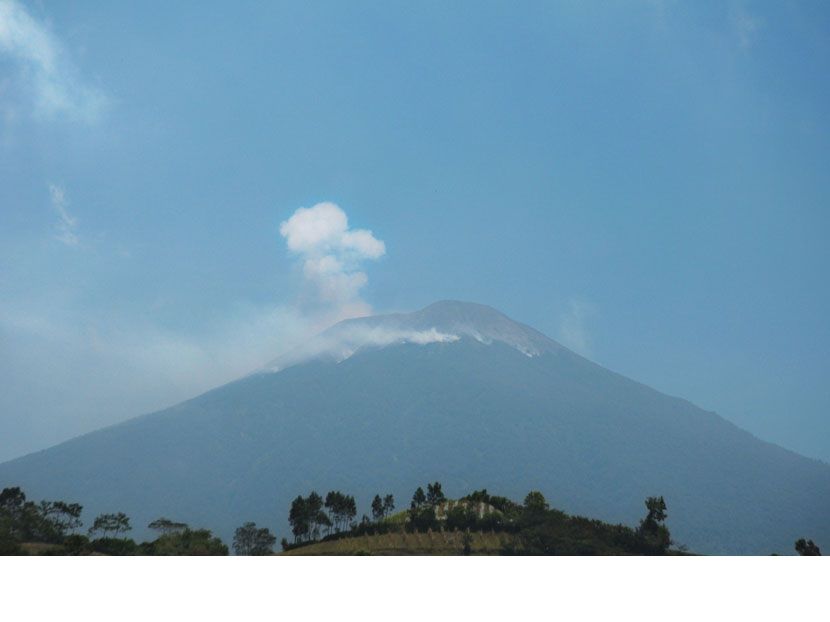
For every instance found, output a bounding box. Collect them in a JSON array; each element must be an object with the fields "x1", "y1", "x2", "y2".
[
  {"x1": 281, "y1": 487, "x2": 688, "y2": 556},
  {"x1": 281, "y1": 529, "x2": 510, "y2": 556}
]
